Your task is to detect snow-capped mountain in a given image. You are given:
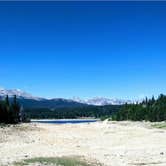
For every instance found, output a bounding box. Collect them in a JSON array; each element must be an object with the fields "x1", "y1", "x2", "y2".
[
  {"x1": 72, "y1": 97, "x2": 133, "y2": 106},
  {"x1": 0, "y1": 88, "x2": 41, "y2": 100},
  {"x1": 87, "y1": 97, "x2": 132, "y2": 105},
  {"x1": 0, "y1": 88, "x2": 87, "y2": 108},
  {"x1": 0, "y1": 88, "x2": 134, "y2": 106}
]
